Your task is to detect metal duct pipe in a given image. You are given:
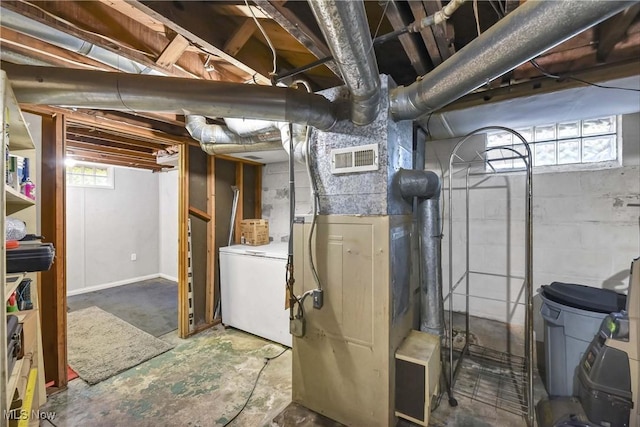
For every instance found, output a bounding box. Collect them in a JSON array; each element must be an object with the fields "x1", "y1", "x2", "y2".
[
  {"x1": 186, "y1": 115, "x2": 282, "y2": 155},
  {"x1": 390, "y1": 0, "x2": 634, "y2": 120},
  {"x1": 0, "y1": 7, "x2": 159, "y2": 75},
  {"x1": 398, "y1": 168, "x2": 443, "y2": 335},
  {"x1": 1, "y1": 62, "x2": 337, "y2": 131},
  {"x1": 309, "y1": 0, "x2": 380, "y2": 125}
]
